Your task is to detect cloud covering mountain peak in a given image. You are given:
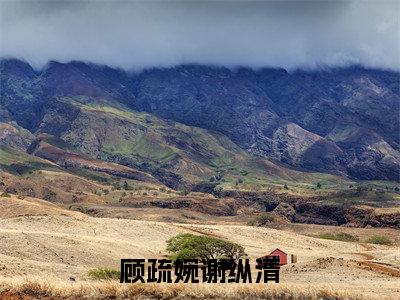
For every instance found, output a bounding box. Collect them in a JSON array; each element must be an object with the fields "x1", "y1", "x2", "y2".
[{"x1": 1, "y1": 0, "x2": 399, "y2": 70}]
